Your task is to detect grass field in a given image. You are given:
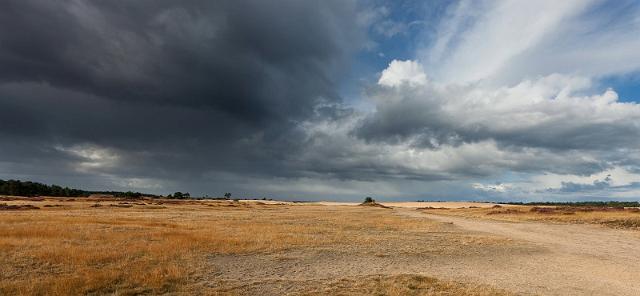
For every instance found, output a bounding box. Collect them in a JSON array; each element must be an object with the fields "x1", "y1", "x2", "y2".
[
  {"x1": 0, "y1": 197, "x2": 513, "y2": 295},
  {"x1": 420, "y1": 205, "x2": 640, "y2": 229}
]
